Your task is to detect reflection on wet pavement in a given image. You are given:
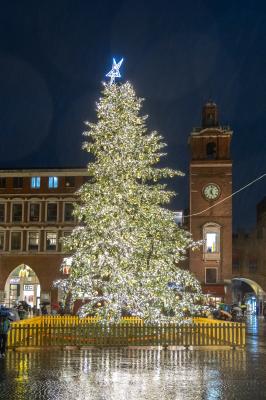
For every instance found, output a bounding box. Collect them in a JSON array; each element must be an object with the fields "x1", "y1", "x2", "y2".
[{"x1": 0, "y1": 317, "x2": 265, "y2": 400}]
